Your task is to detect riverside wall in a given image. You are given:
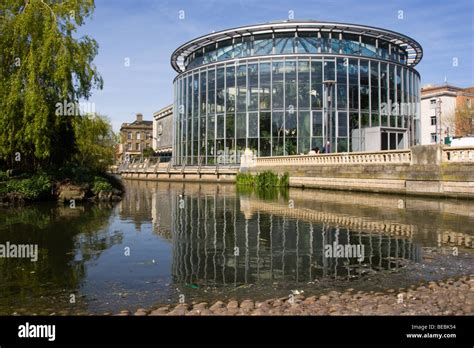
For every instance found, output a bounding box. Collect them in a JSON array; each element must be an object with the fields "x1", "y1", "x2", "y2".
[{"x1": 246, "y1": 145, "x2": 474, "y2": 199}]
